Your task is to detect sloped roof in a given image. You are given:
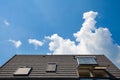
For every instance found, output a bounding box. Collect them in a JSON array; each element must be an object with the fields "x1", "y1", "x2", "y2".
[{"x1": 0, "y1": 55, "x2": 120, "y2": 79}]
